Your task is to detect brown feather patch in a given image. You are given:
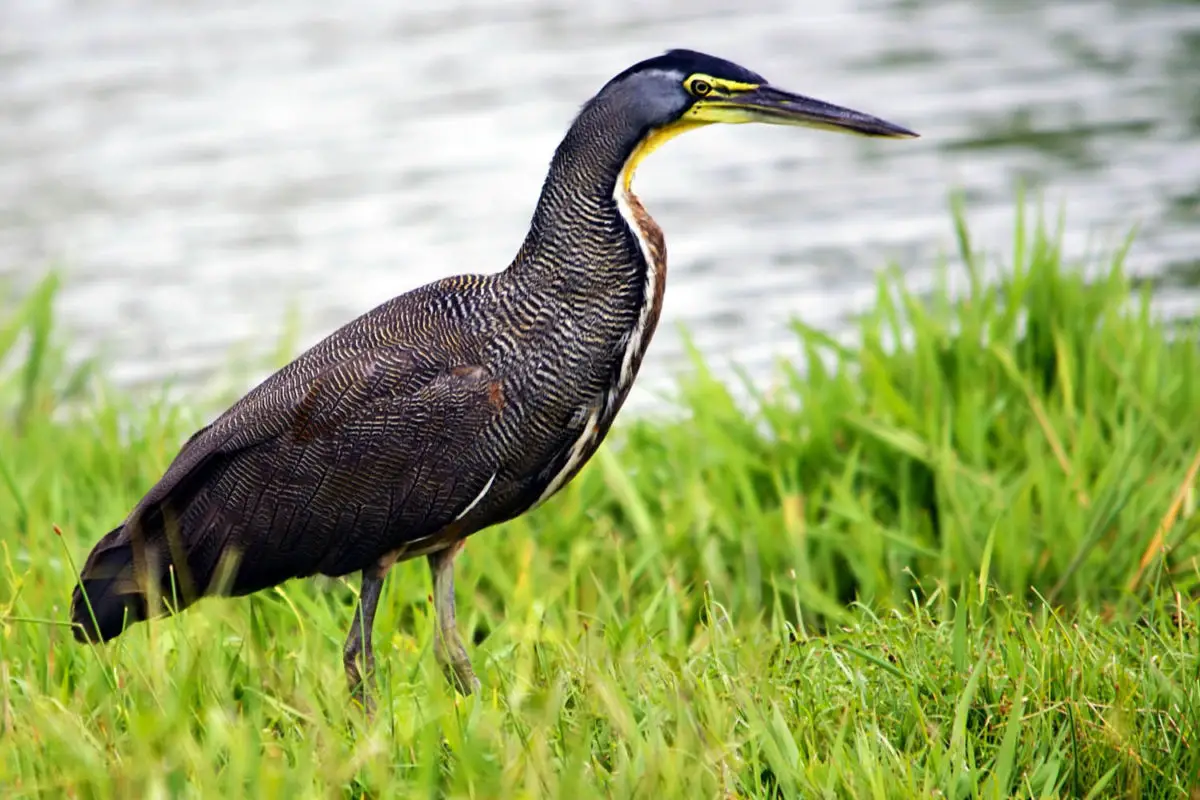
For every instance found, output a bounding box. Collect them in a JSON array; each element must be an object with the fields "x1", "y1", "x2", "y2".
[{"x1": 487, "y1": 381, "x2": 505, "y2": 413}]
